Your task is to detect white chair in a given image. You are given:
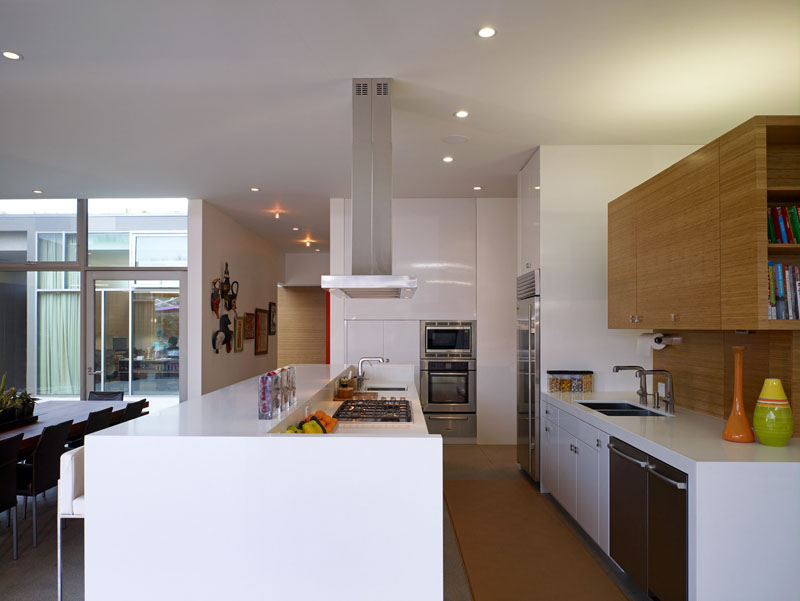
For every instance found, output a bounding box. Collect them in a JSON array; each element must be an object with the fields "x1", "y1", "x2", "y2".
[{"x1": 57, "y1": 447, "x2": 84, "y2": 601}]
